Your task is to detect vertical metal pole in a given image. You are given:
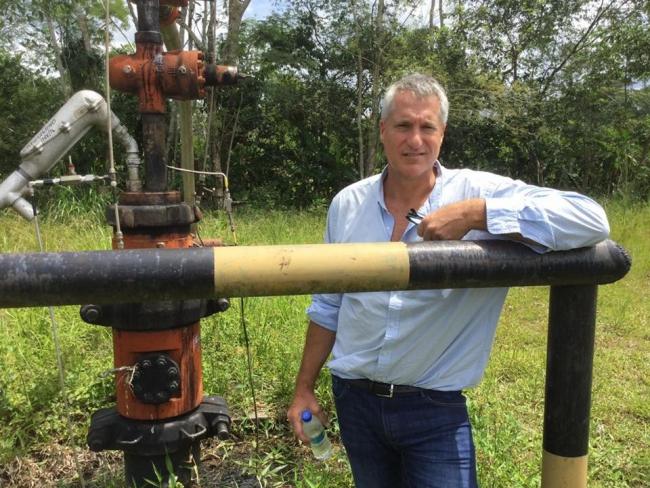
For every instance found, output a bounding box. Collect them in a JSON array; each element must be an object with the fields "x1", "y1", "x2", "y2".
[
  {"x1": 122, "y1": 3, "x2": 193, "y2": 485},
  {"x1": 124, "y1": 444, "x2": 199, "y2": 488},
  {"x1": 141, "y1": 113, "x2": 168, "y2": 191},
  {"x1": 135, "y1": 0, "x2": 167, "y2": 192},
  {"x1": 542, "y1": 284, "x2": 598, "y2": 487},
  {"x1": 136, "y1": 0, "x2": 161, "y2": 32}
]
